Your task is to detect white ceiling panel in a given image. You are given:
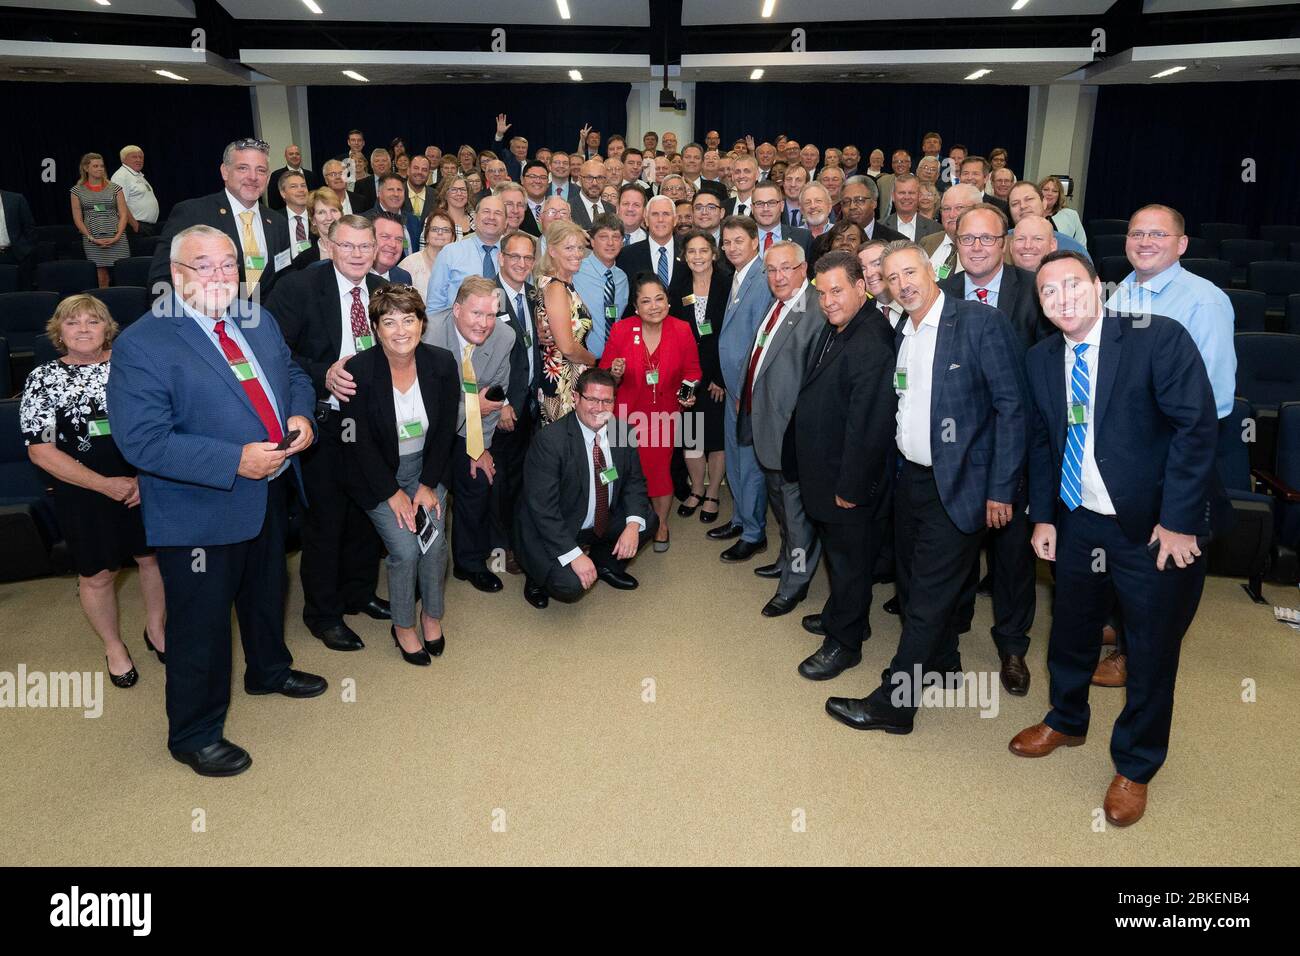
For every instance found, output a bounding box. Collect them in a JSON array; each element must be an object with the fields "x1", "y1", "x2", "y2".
[
  {"x1": 1077, "y1": 37, "x2": 1300, "y2": 82},
  {"x1": 239, "y1": 48, "x2": 651, "y2": 84},
  {"x1": 217, "y1": 0, "x2": 648, "y2": 26},
  {"x1": 683, "y1": 0, "x2": 1116, "y2": 26},
  {"x1": 680, "y1": 47, "x2": 1097, "y2": 84},
  {"x1": 0, "y1": 39, "x2": 261, "y2": 84}
]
